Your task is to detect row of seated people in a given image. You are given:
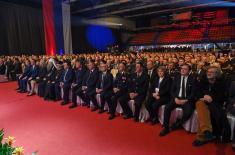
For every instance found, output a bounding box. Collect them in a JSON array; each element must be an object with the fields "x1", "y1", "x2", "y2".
[{"x1": 1, "y1": 51, "x2": 235, "y2": 150}]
